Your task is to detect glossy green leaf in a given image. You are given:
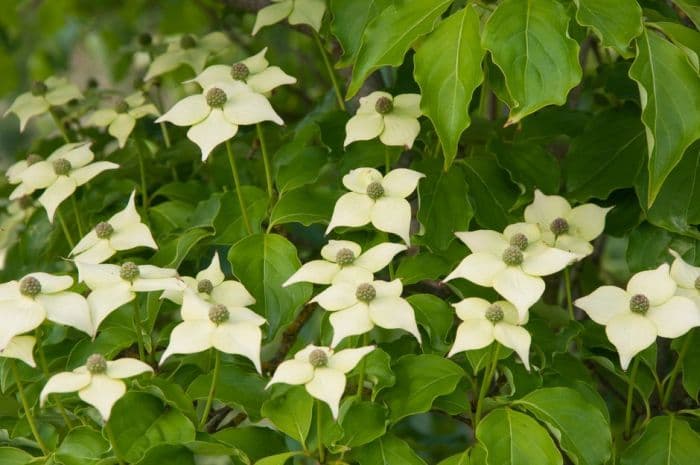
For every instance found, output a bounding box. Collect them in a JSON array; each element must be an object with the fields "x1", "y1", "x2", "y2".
[
  {"x1": 254, "y1": 452, "x2": 303, "y2": 465},
  {"x1": 214, "y1": 426, "x2": 287, "y2": 462},
  {"x1": 260, "y1": 386, "x2": 313, "y2": 446},
  {"x1": 460, "y1": 155, "x2": 519, "y2": 230},
  {"x1": 269, "y1": 186, "x2": 338, "y2": 228},
  {"x1": 621, "y1": 415, "x2": 700, "y2": 465},
  {"x1": 350, "y1": 434, "x2": 427, "y2": 465},
  {"x1": 573, "y1": 0, "x2": 643, "y2": 56},
  {"x1": 649, "y1": 22, "x2": 700, "y2": 72},
  {"x1": 339, "y1": 400, "x2": 388, "y2": 447},
  {"x1": 134, "y1": 444, "x2": 195, "y2": 465},
  {"x1": 407, "y1": 294, "x2": 453, "y2": 353},
  {"x1": 330, "y1": 0, "x2": 393, "y2": 66},
  {"x1": 0, "y1": 447, "x2": 34, "y2": 465},
  {"x1": 55, "y1": 426, "x2": 110, "y2": 465},
  {"x1": 494, "y1": 142, "x2": 560, "y2": 194},
  {"x1": 437, "y1": 452, "x2": 470, "y2": 465}
]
